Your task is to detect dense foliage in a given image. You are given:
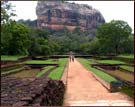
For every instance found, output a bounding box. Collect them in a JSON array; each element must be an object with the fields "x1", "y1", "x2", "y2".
[
  {"x1": 96, "y1": 20, "x2": 133, "y2": 55},
  {"x1": 1, "y1": 21, "x2": 30, "y2": 55}
]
